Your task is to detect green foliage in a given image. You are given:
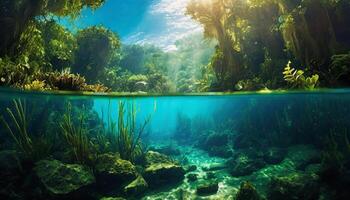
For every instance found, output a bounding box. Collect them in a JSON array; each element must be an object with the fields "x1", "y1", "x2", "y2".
[
  {"x1": 115, "y1": 101, "x2": 150, "y2": 162},
  {"x1": 73, "y1": 26, "x2": 120, "y2": 83},
  {"x1": 37, "y1": 70, "x2": 86, "y2": 91},
  {"x1": 327, "y1": 52, "x2": 350, "y2": 85},
  {"x1": 96, "y1": 101, "x2": 151, "y2": 163},
  {"x1": 39, "y1": 20, "x2": 77, "y2": 71},
  {"x1": 283, "y1": 61, "x2": 319, "y2": 89},
  {"x1": 60, "y1": 103, "x2": 95, "y2": 166},
  {"x1": 0, "y1": 100, "x2": 51, "y2": 161},
  {"x1": 0, "y1": 56, "x2": 32, "y2": 87}
]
